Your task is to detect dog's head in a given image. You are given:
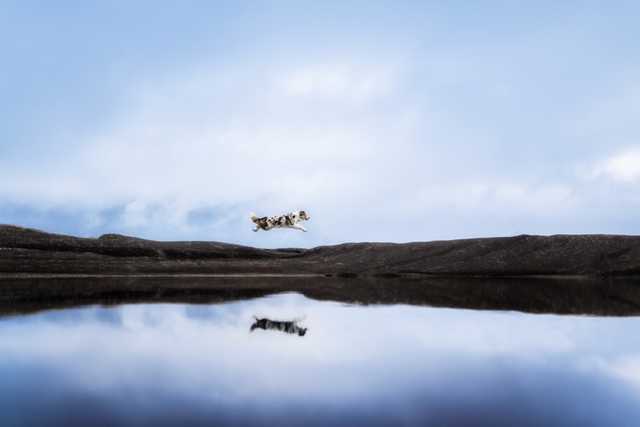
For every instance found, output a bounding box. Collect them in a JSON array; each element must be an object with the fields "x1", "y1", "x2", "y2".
[{"x1": 299, "y1": 210, "x2": 310, "y2": 221}]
